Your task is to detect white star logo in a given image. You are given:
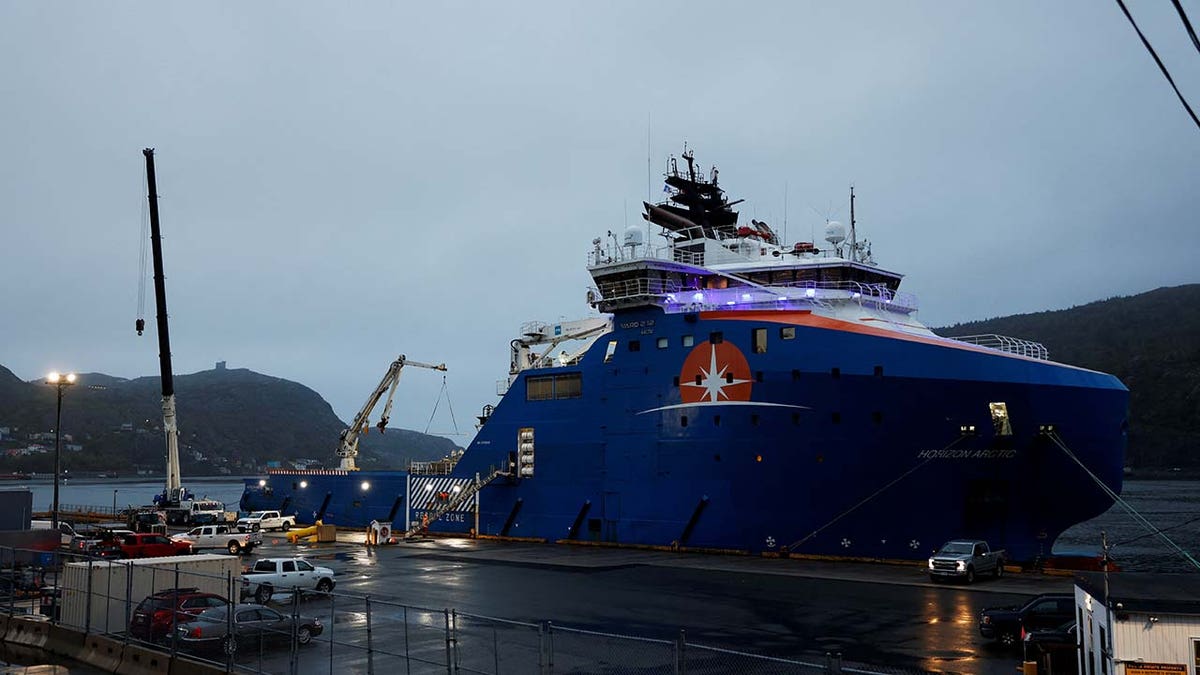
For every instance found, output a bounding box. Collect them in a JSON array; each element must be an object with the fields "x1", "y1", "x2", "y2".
[{"x1": 681, "y1": 344, "x2": 751, "y2": 403}]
